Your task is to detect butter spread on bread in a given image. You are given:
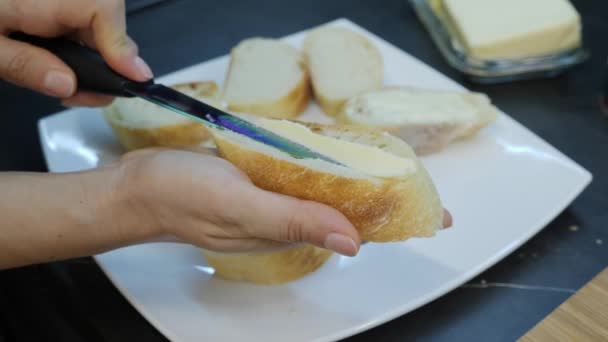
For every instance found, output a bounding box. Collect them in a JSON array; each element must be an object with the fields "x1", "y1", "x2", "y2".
[
  {"x1": 339, "y1": 87, "x2": 499, "y2": 155},
  {"x1": 256, "y1": 119, "x2": 415, "y2": 178}
]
